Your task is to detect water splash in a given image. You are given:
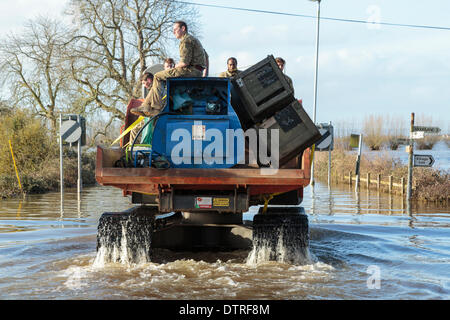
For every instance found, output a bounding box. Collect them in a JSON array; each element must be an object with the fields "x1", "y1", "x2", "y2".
[
  {"x1": 246, "y1": 212, "x2": 313, "y2": 266},
  {"x1": 93, "y1": 212, "x2": 154, "y2": 267}
]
